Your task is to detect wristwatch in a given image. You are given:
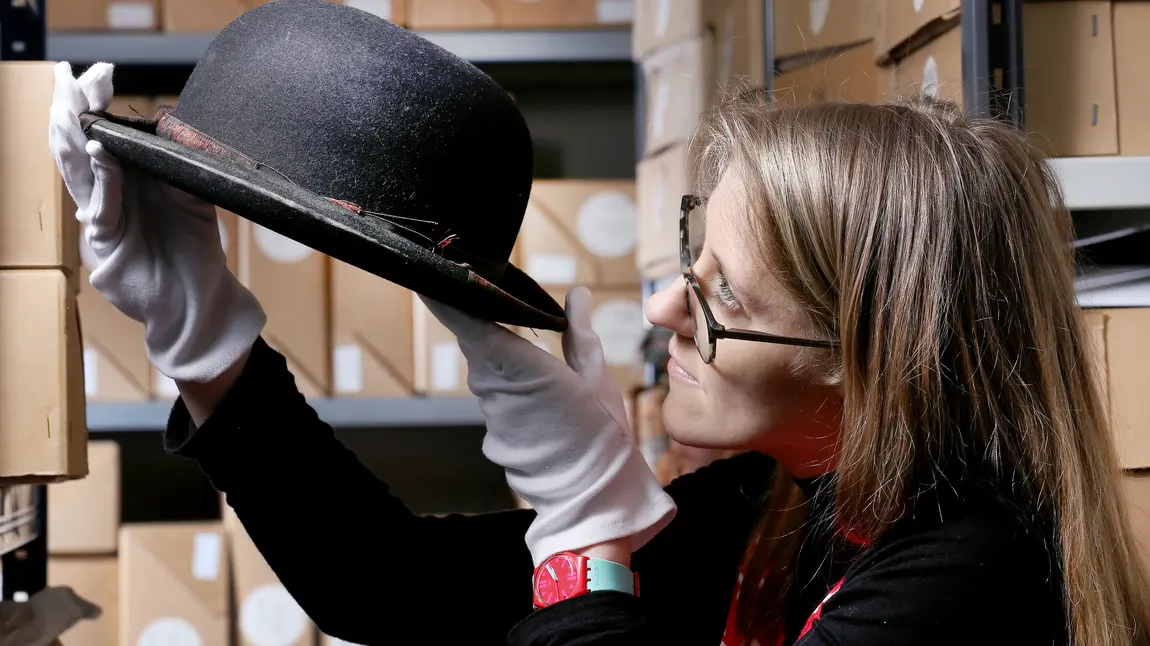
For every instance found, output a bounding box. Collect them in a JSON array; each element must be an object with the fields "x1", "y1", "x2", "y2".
[{"x1": 532, "y1": 552, "x2": 639, "y2": 609}]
